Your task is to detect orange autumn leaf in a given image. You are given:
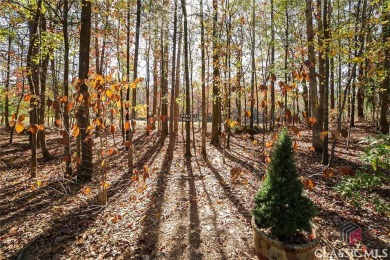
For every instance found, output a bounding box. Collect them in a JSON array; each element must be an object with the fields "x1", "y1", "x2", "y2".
[
  {"x1": 15, "y1": 123, "x2": 24, "y2": 134},
  {"x1": 83, "y1": 186, "x2": 91, "y2": 195},
  {"x1": 245, "y1": 110, "x2": 251, "y2": 117},
  {"x1": 108, "y1": 148, "x2": 118, "y2": 156},
  {"x1": 110, "y1": 124, "x2": 116, "y2": 134},
  {"x1": 143, "y1": 165, "x2": 149, "y2": 181},
  {"x1": 29, "y1": 124, "x2": 38, "y2": 134},
  {"x1": 303, "y1": 178, "x2": 316, "y2": 190},
  {"x1": 55, "y1": 119, "x2": 62, "y2": 126},
  {"x1": 292, "y1": 126, "x2": 301, "y2": 137},
  {"x1": 73, "y1": 126, "x2": 80, "y2": 137},
  {"x1": 124, "y1": 121, "x2": 130, "y2": 131},
  {"x1": 338, "y1": 166, "x2": 355, "y2": 176},
  {"x1": 323, "y1": 168, "x2": 334, "y2": 179},
  {"x1": 308, "y1": 116, "x2": 317, "y2": 124},
  {"x1": 265, "y1": 141, "x2": 273, "y2": 148},
  {"x1": 18, "y1": 114, "x2": 26, "y2": 122}
]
